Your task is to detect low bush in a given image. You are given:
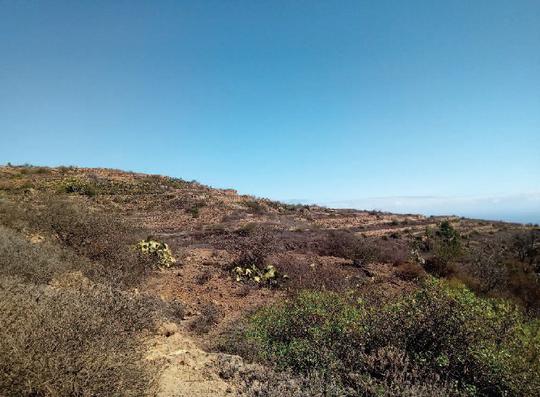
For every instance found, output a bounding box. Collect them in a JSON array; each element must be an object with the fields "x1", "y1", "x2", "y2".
[
  {"x1": 0, "y1": 225, "x2": 90, "y2": 284},
  {"x1": 373, "y1": 279, "x2": 540, "y2": 396},
  {"x1": 248, "y1": 291, "x2": 362, "y2": 376},
  {"x1": 243, "y1": 199, "x2": 267, "y2": 214},
  {"x1": 184, "y1": 200, "x2": 207, "y2": 218},
  {"x1": 275, "y1": 258, "x2": 360, "y2": 293},
  {"x1": 0, "y1": 275, "x2": 161, "y2": 396},
  {"x1": 394, "y1": 261, "x2": 427, "y2": 281},
  {"x1": 320, "y1": 230, "x2": 377, "y2": 265},
  {"x1": 228, "y1": 224, "x2": 279, "y2": 270},
  {"x1": 195, "y1": 267, "x2": 213, "y2": 285},
  {"x1": 18, "y1": 166, "x2": 50, "y2": 175},
  {"x1": 320, "y1": 230, "x2": 409, "y2": 266},
  {"x1": 189, "y1": 302, "x2": 223, "y2": 334},
  {"x1": 0, "y1": 196, "x2": 155, "y2": 286},
  {"x1": 242, "y1": 279, "x2": 540, "y2": 396},
  {"x1": 215, "y1": 355, "x2": 351, "y2": 397}
]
